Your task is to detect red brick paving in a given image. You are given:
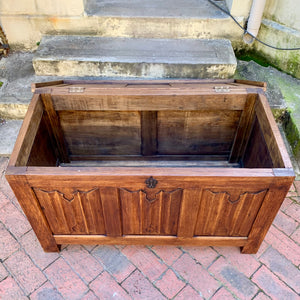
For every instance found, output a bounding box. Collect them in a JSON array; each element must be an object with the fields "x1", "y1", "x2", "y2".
[
  {"x1": 4, "y1": 250, "x2": 46, "y2": 295},
  {"x1": 209, "y1": 256, "x2": 258, "y2": 300},
  {"x1": 213, "y1": 246, "x2": 260, "y2": 277},
  {"x1": 264, "y1": 226, "x2": 300, "y2": 266},
  {"x1": 0, "y1": 277, "x2": 28, "y2": 299},
  {"x1": 81, "y1": 290, "x2": 99, "y2": 300},
  {"x1": 0, "y1": 222, "x2": 19, "y2": 260},
  {"x1": 20, "y1": 230, "x2": 59, "y2": 270},
  {"x1": 155, "y1": 268, "x2": 186, "y2": 298},
  {"x1": 285, "y1": 201, "x2": 300, "y2": 221},
  {"x1": 273, "y1": 210, "x2": 299, "y2": 236},
  {"x1": 0, "y1": 263, "x2": 8, "y2": 281},
  {"x1": 121, "y1": 269, "x2": 164, "y2": 299},
  {"x1": 44, "y1": 258, "x2": 88, "y2": 299},
  {"x1": 210, "y1": 287, "x2": 235, "y2": 299},
  {"x1": 0, "y1": 190, "x2": 9, "y2": 209},
  {"x1": 90, "y1": 271, "x2": 130, "y2": 299},
  {"x1": 0, "y1": 202, "x2": 31, "y2": 239},
  {"x1": 92, "y1": 245, "x2": 135, "y2": 283},
  {"x1": 252, "y1": 292, "x2": 272, "y2": 300},
  {"x1": 291, "y1": 227, "x2": 300, "y2": 244},
  {"x1": 173, "y1": 253, "x2": 220, "y2": 298},
  {"x1": 0, "y1": 157, "x2": 300, "y2": 299},
  {"x1": 252, "y1": 266, "x2": 299, "y2": 300},
  {"x1": 29, "y1": 281, "x2": 64, "y2": 300},
  {"x1": 181, "y1": 246, "x2": 219, "y2": 269},
  {"x1": 174, "y1": 284, "x2": 203, "y2": 299},
  {"x1": 122, "y1": 245, "x2": 168, "y2": 282},
  {"x1": 151, "y1": 245, "x2": 183, "y2": 266},
  {"x1": 61, "y1": 245, "x2": 103, "y2": 284},
  {"x1": 259, "y1": 247, "x2": 300, "y2": 293}
]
